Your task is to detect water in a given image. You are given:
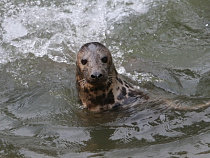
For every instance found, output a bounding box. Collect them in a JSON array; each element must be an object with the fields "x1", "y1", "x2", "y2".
[{"x1": 0, "y1": 0, "x2": 210, "y2": 157}]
